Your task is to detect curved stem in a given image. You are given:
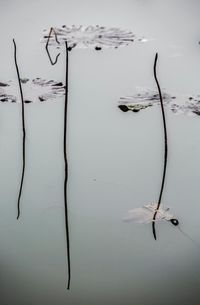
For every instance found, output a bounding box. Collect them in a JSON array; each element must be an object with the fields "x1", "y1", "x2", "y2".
[
  {"x1": 13, "y1": 39, "x2": 26, "y2": 220},
  {"x1": 152, "y1": 53, "x2": 168, "y2": 240},
  {"x1": 64, "y1": 41, "x2": 71, "y2": 289},
  {"x1": 45, "y1": 27, "x2": 60, "y2": 65}
]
